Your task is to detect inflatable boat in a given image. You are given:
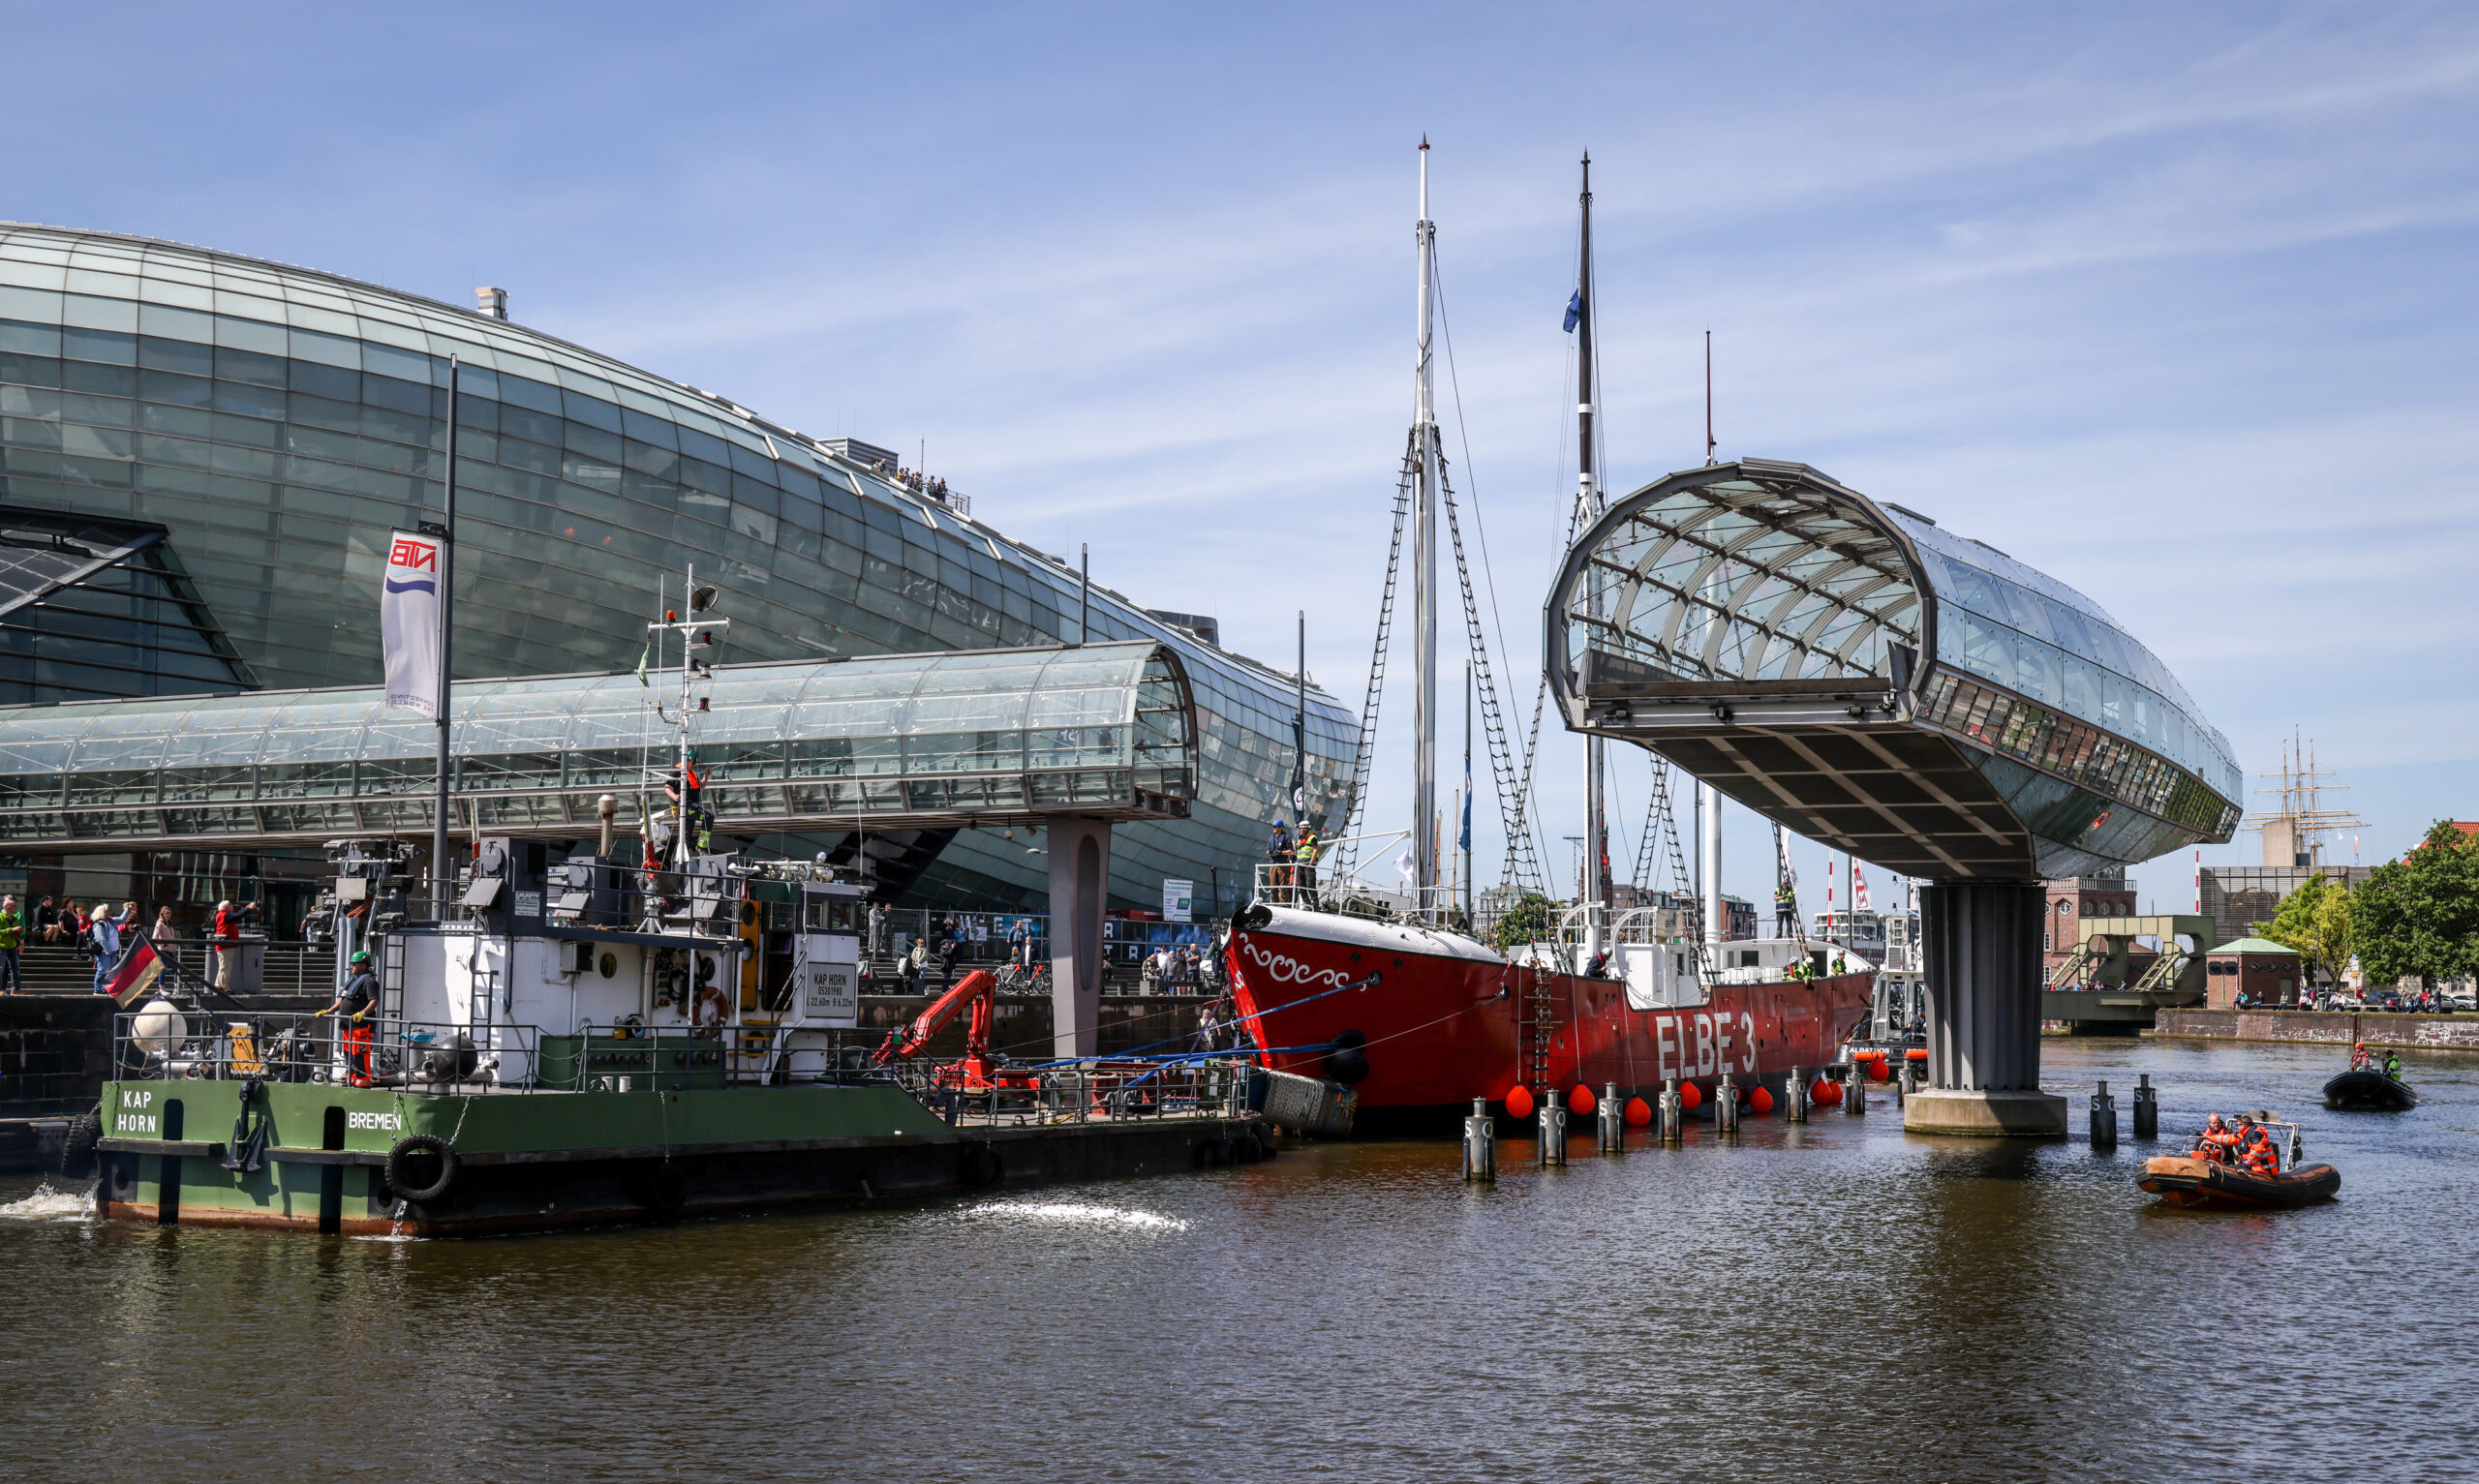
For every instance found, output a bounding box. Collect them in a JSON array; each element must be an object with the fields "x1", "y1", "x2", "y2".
[
  {"x1": 2138, "y1": 1154, "x2": 2341, "y2": 1210},
  {"x1": 2323, "y1": 1068, "x2": 2416, "y2": 1111}
]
